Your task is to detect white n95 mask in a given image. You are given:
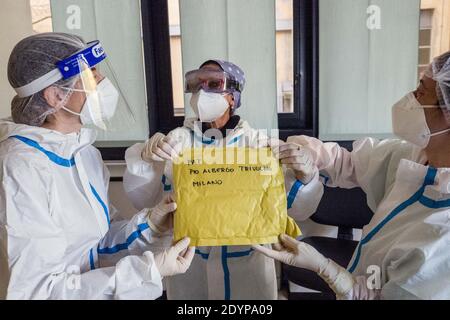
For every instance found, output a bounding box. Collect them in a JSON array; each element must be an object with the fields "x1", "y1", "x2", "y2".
[
  {"x1": 62, "y1": 77, "x2": 119, "y2": 129},
  {"x1": 392, "y1": 92, "x2": 450, "y2": 148},
  {"x1": 190, "y1": 89, "x2": 230, "y2": 122}
]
